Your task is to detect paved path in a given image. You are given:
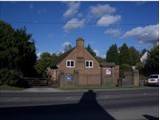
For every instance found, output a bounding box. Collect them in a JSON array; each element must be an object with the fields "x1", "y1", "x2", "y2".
[{"x1": 23, "y1": 87, "x2": 62, "y2": 92}]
